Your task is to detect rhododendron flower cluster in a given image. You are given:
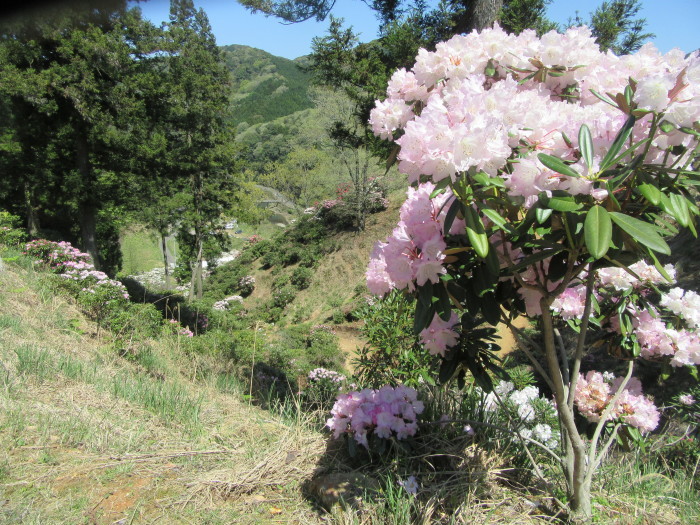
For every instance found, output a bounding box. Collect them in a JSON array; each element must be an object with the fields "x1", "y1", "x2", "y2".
[
  {"x1": 308, "y1": 367, "x2": 346, "y2": 385},
  {"x1": 366, "y1": 182, "x2": 465, "y2": 297},
  {"x1": 24, "y1": 239, "x2": 129, "y2": 300},
  {"x1": 370, "y1": 25, "x2": 698, "y2": 189},
  {"x1": 419, "y1": 312, "x2": 460, "y2": 356},
  {"x1": 212, "y1": 295, "x2": 243, "y2": 311},
  {"x1": 574, "y1": 371, "x2": 660, "y2": 433},
  {"x1": 597, "y1": 261, "x2": 676, "y2": 292},
  {"x1": 326, "y1": 386, "x2": 424, "y2": 447},
  {"x1": 479, "y1": 380, "x2": 559, "y2": 448}
]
